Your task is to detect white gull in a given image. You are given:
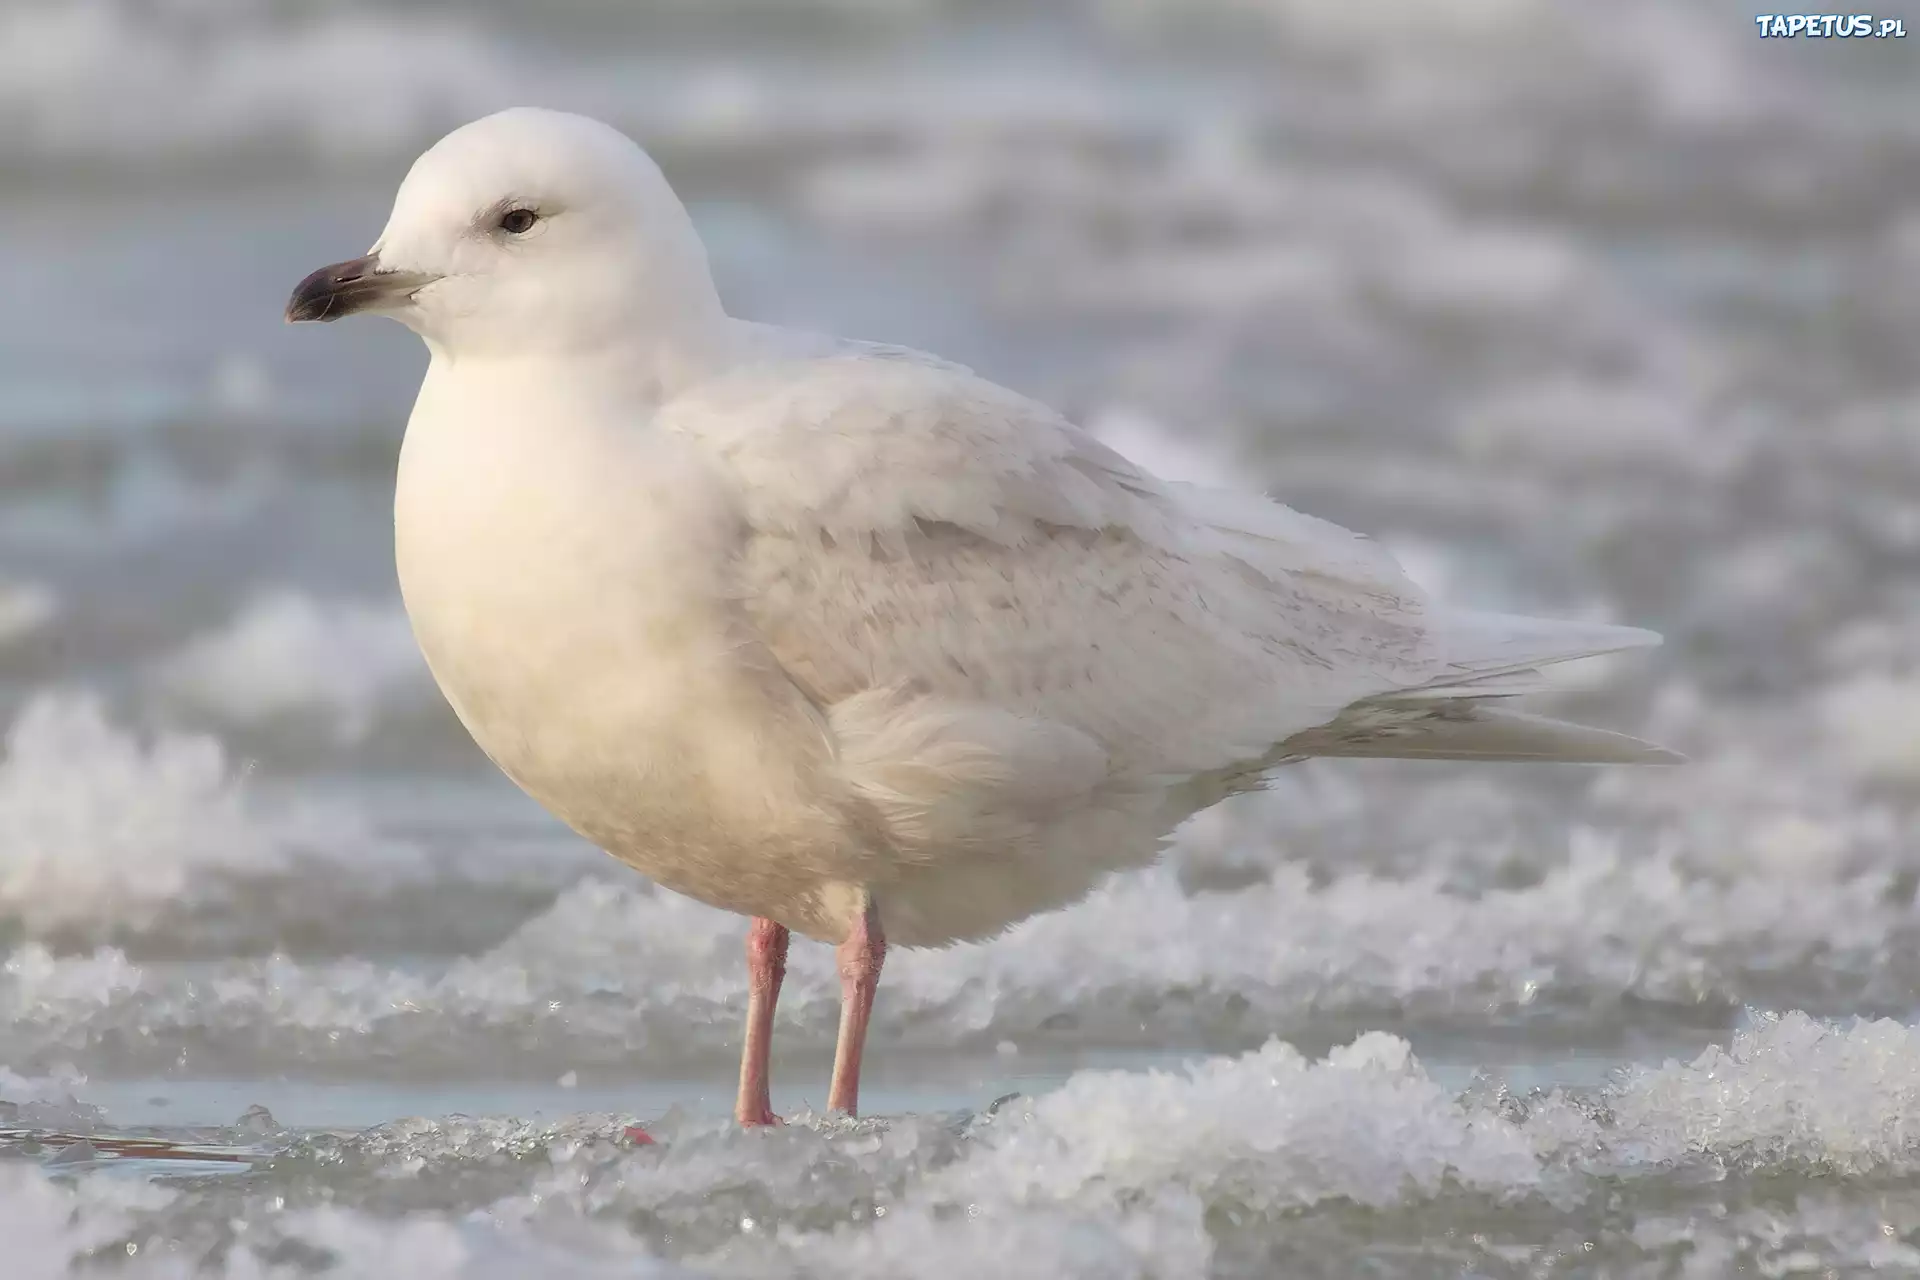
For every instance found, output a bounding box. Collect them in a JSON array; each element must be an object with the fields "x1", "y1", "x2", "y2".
[{"x1": 287, "y1": 107, "x2": 1675, "y2": 1127}]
